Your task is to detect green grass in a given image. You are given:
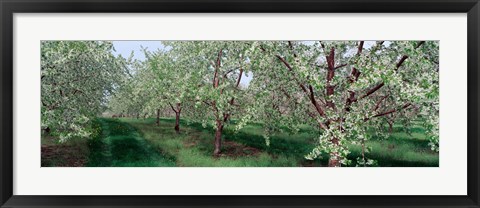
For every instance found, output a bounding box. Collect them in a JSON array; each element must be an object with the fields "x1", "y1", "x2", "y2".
[
  {"x1": 41, "y1": 117, "x2": 439, "y2": 167},
  {"x1": 126, "y1": 118, "x2": 298, "y2": 167},
  {"x1": 86, "y1": 118, "x2": 176, "y2": 167},
  {"x1": 124, "y1": 117, "x2": 438, "y2": 167}
]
